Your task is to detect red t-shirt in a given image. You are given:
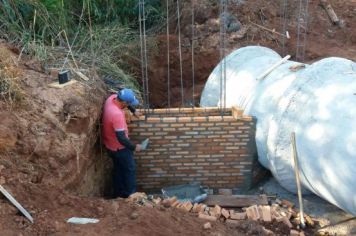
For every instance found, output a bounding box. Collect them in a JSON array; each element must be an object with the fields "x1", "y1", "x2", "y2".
[{"x1": 102, "y1": 94, "x2": 128, "y2": 151}]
